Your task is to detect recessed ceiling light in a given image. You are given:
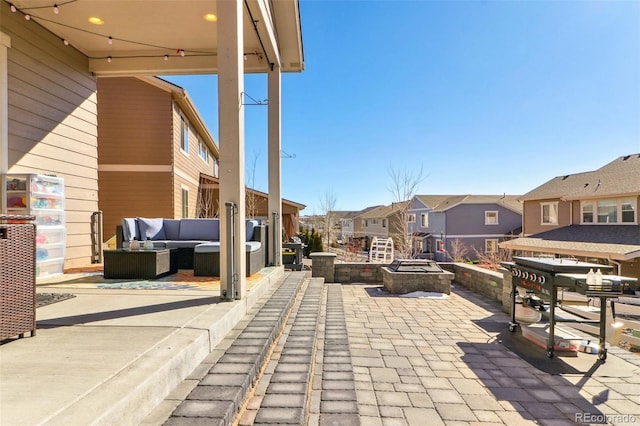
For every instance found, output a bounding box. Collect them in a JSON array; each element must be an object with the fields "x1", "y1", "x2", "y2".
[
  {"x1": 88, "y1": 16, "x2": 104, "y2": 25},
  {"x1": 204, "y1": 13, "x2": 217, "y2": 22}
]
